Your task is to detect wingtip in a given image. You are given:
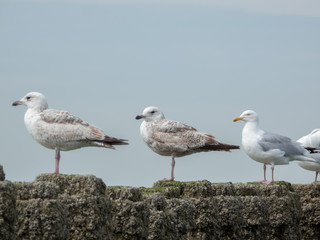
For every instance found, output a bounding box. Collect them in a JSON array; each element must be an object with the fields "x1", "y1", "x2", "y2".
[
  {"x1": 103, "y1": 143, "x2": 116, "y2": 149},
  {"x1": 227, "y1": 145, "x2": 240, "y2": 151}
]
